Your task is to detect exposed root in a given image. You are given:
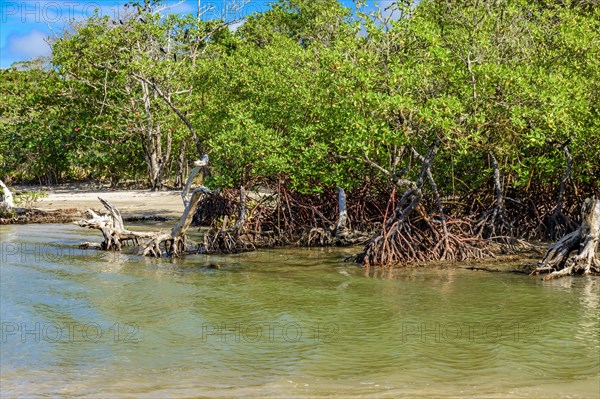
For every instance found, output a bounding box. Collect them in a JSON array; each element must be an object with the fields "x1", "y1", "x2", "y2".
[
  {"x1": 544, "y1": 146, "x2": 577, "y2": 240},
  {"x1": 357, "y1": 142, "x2": 493, "y2": 267},
  {"x1": 201, "y1": 230, "x2": 256, "y2": 254},
  {"x1": 359, "y1": 211, "x2": 492, "y2": 266},
  {"x1": 199, "y1": 187, "x2": 256, "y2": 254},
  {"x1": 532, "y1": 197, "x2": 600, "y2": 279},
  {"x1": 299, "y1": 187, "x2": 371, "y2": 247}
]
